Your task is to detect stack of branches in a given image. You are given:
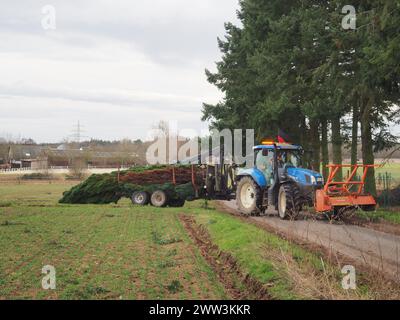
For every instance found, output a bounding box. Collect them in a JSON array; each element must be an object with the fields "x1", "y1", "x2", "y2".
[
  {"x1": 59, "y1": 165, "x2": 204, "y2": 205},
  {"x1": 119, "y1": 165, "x2": 202, "y2": 185}
]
